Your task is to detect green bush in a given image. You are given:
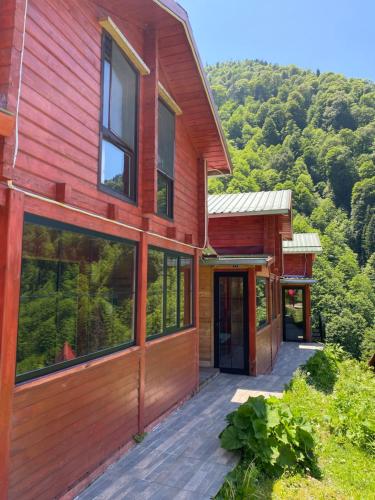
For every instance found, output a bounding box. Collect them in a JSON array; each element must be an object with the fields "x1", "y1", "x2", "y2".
[
  {"x1": 325, "y1": 312, "x2": 367, "y2": 359},
  {"x1": 361, "y1": 327, "x2": 375, "y2": 363},
  {"x1": 329, "y1": 360, "x2": 375, "y2": 455},
  {"x1": 302, "y1": 344, "x2": 347, "y2": 393},
  {"x1": 219, "y1": 395, "x2": 316, "y2": 475}
]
